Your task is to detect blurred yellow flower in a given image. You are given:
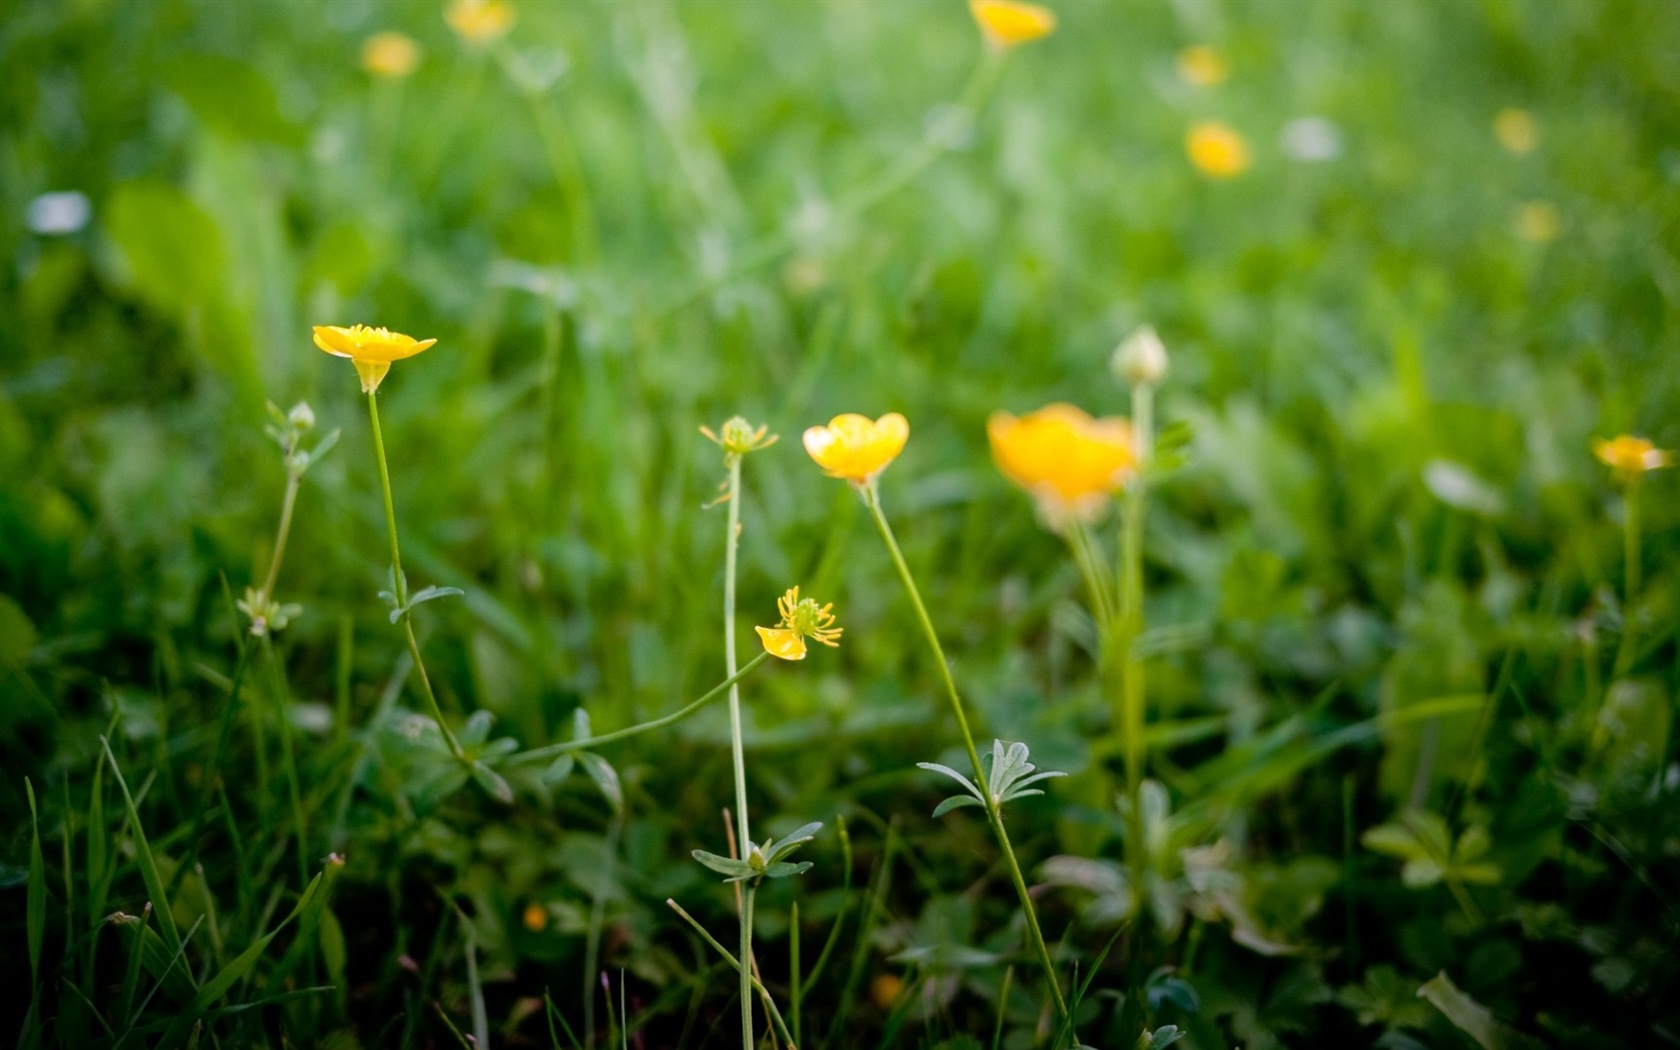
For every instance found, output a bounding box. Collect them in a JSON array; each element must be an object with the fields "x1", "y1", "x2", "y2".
[
  {"x1": 803, "y1": 413, "x2": 909, "y2": 486},
  {"x1": 1594, "y1": 435, "x2": 1673, "y2": 479},
  {"x1": 1187, "y1": 121, "x2": 1250, "y2": 177},
  {"x1": 362, "y1": 32, "x2": 421, "y2": 78},
  {"x1": 1514, "y1": 201, "x2": 1561, "y2": 244},
  {"x1": 755, "y1": 587, "x2": 842, "y2": 662},
  {"x1": 1176, "y1": 45, "x2": 1228, "y2": 86},
  {"x1": 870, "y1": 973, "x2": 904, "y2": 1009},
  {"x1": 313, "y1": 324, "x2": 437, "y2": 394},
  {"x1": 989, "y1": 403, "x2": 1134, "y2": 526},
  {"x1": 445, "y1": 0, "x2": 514, "y2": 45},
  {"x1": 1494, "y1": 108, "x2": 1539, "y2": 154},
  {"x1": 969, "y1": 0, "x2": 1056, "y2": 51},
  {"x1": 523, "y1": 902, "x2": 548, "y2": 932}
]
